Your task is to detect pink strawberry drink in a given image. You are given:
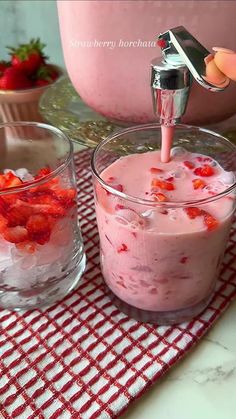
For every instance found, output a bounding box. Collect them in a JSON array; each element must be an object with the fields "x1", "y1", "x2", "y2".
[{"x1": 93, "y1": 126, "x2": 236, "y2": 321}]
